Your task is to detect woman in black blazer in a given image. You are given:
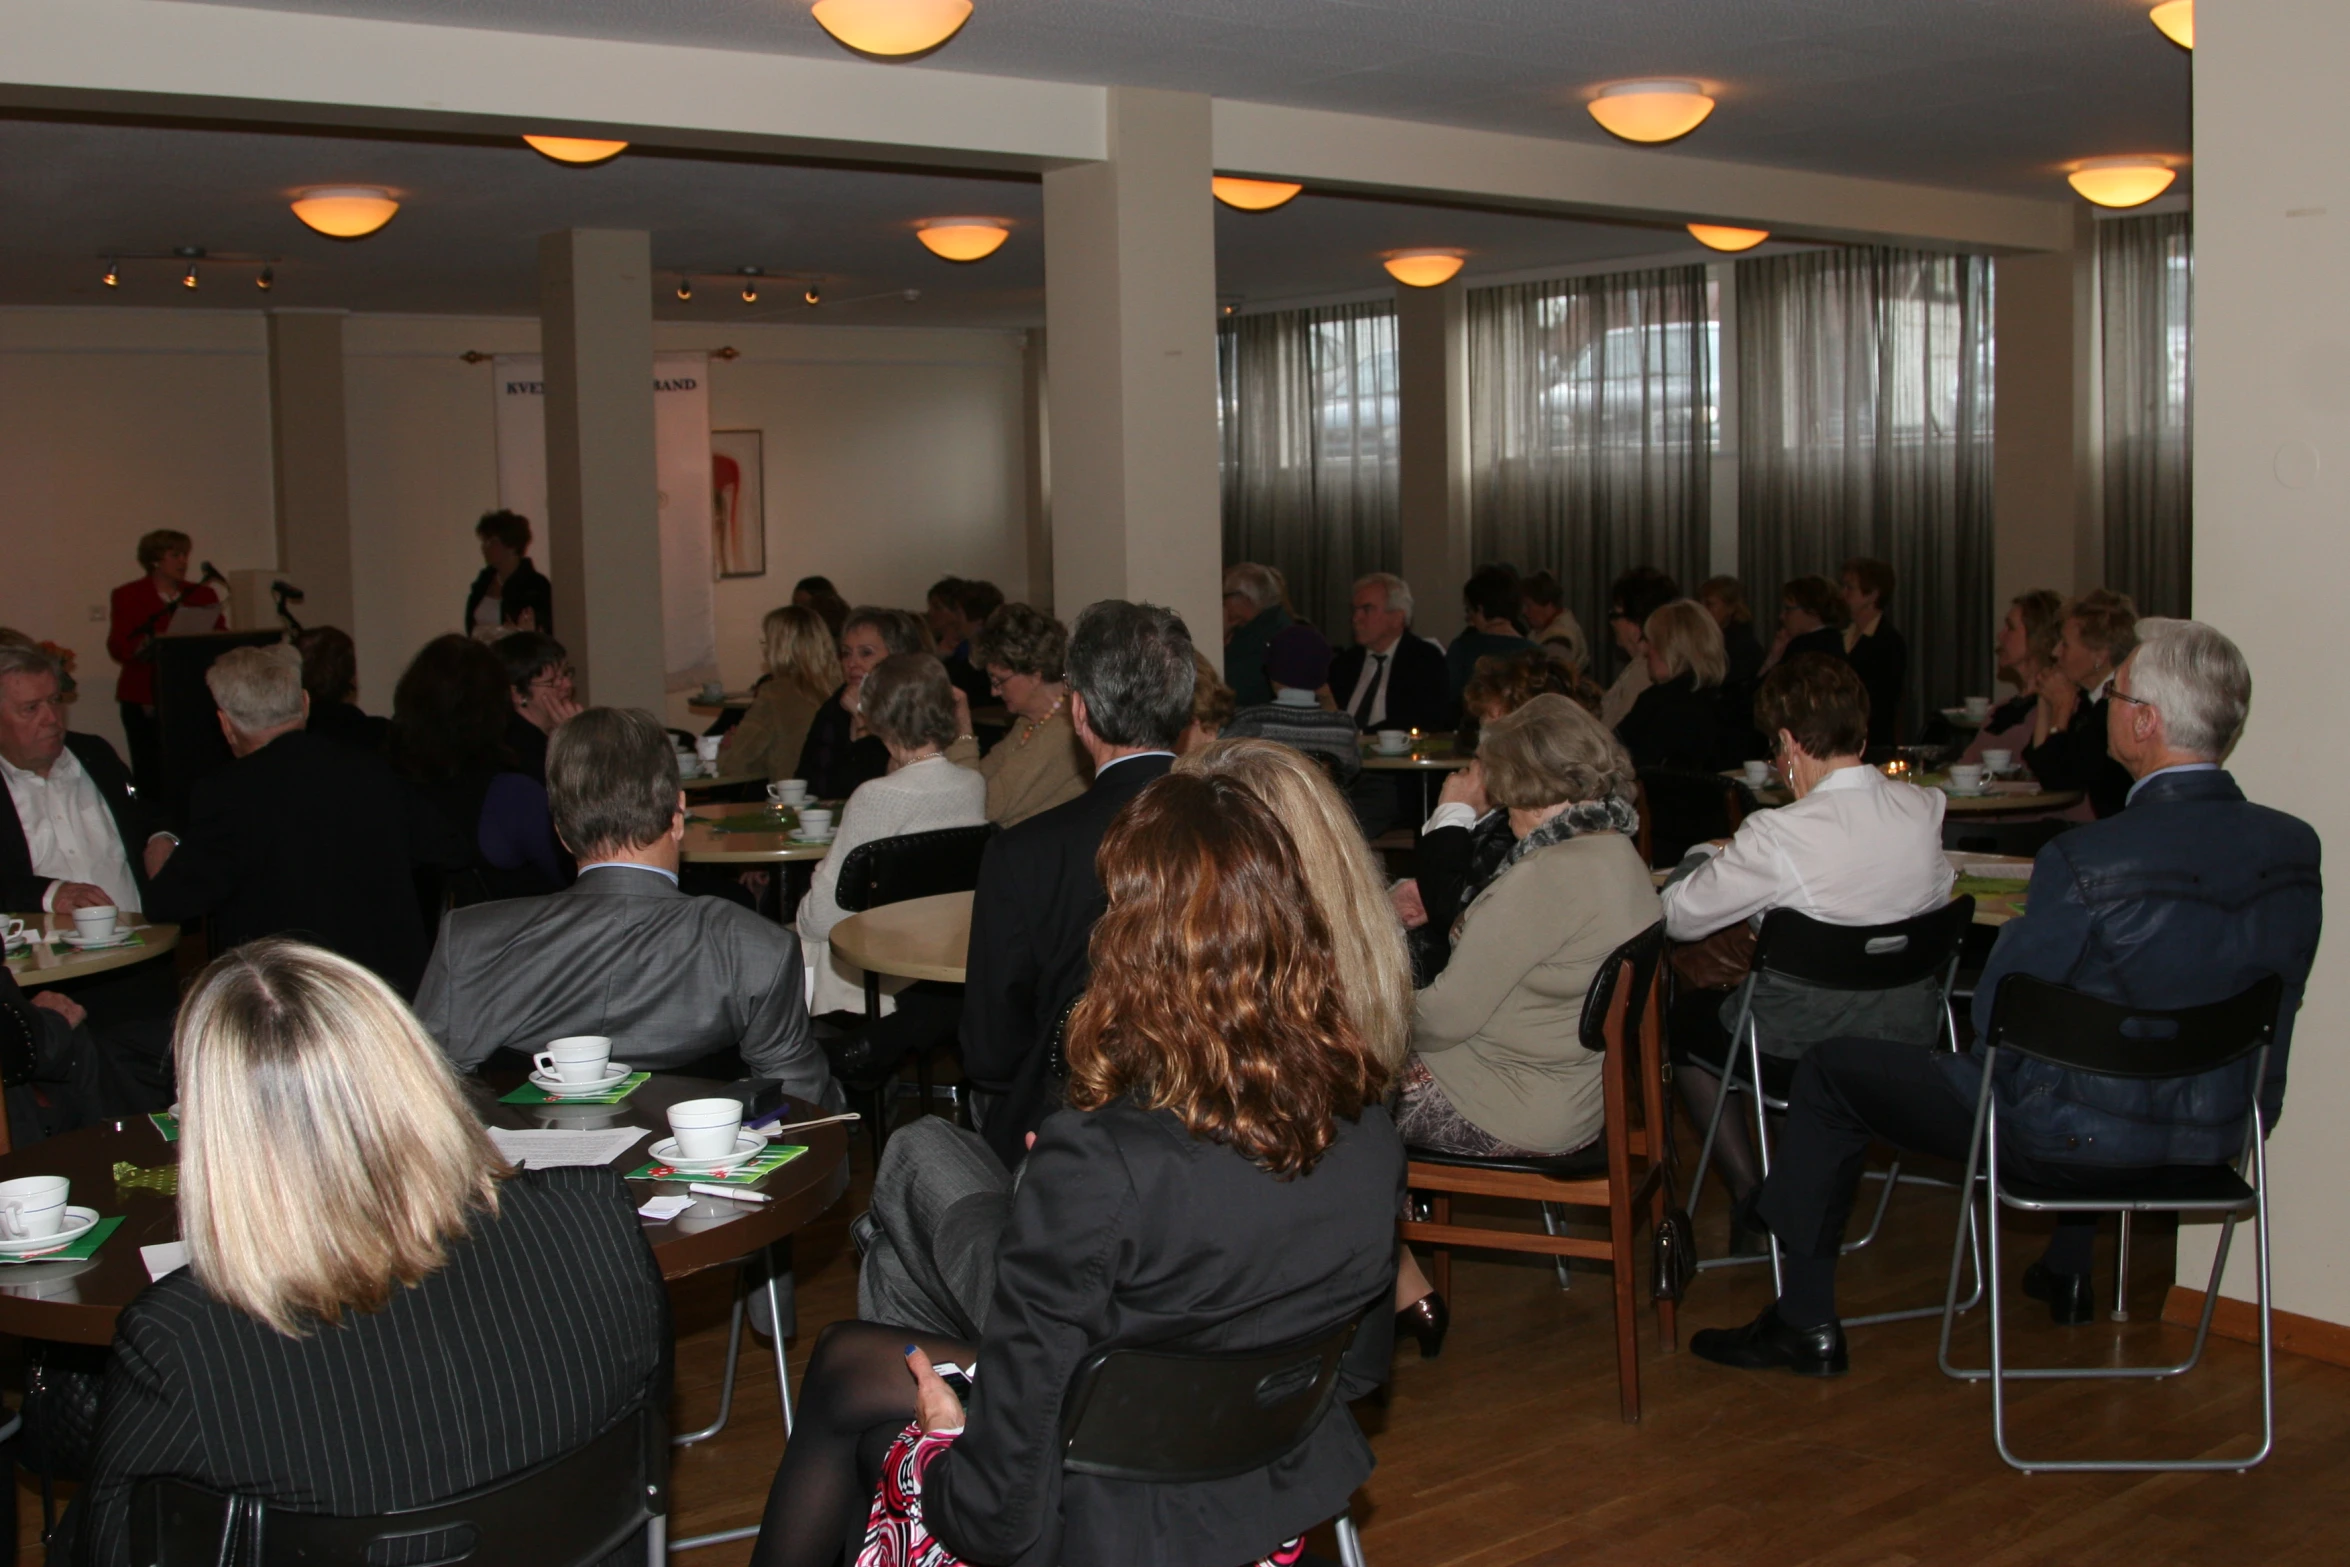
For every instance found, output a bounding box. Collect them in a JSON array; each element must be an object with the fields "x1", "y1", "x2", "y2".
[
  {"x1": 1615, "y1": 599, "x2": 1734, "y2": 772},
  {"x1": 73, "y1": 941, "x2": 669, "y2": 1567},
  {"x1": 752, "y1": 772, "x2": 1402, "y2": 1567}
]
